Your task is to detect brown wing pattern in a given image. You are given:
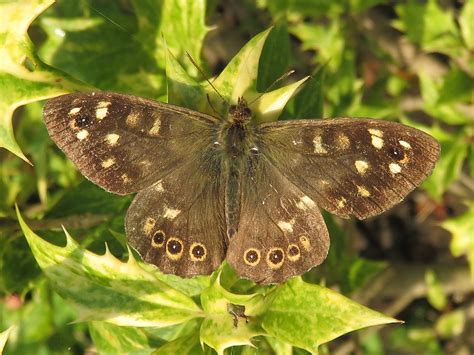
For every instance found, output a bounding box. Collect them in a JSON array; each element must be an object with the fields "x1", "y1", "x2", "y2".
[
  {"x1": 258, "y1": 118, "x2": 440, "y2": 219},
  {"x1": 125, "y1": 152, "x2": 227, "y2": 277},
  {"x1": 43, "y1": 92, "x2": 218, "y2": 195},
  {"x1": 226, "y1": 155, "x2": 329, "y2": 284}
]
